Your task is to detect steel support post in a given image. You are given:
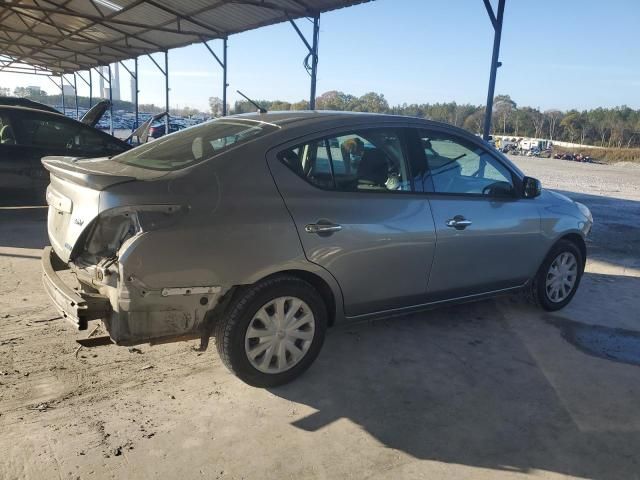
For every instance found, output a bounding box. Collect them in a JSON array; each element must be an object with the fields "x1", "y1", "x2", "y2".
[
  {"x1": 134, "y1": 57, "x2": 139, "y2": 128},
  {"x1": 289, "y1": 13, "x2": 321, "y2": 110},
  {"x1": 164, "y1": 51, "x2": 169, "y2": 134},
  {"x1": 108, "y1": 64, "x2": 114, "y2": 136},
  {"x1": 222, "y1": 38, "x2": 228, "y2": 116},
  {"x1": 119, "y1": 58, "x2": 139, "y2": 129},
  {"x1": 60, "y1": 75, "x2": 65, "y2": 115},
  {"x1": 203, "y1": 38, "x2": 228, "y2": 116},
  {"x1": 482, "y1": 0, "x2": 506, "y2": 141},
  {"x1": 73, "y1": 73, "x2": 79, "y2": 120},
  {"x1": 89, "y1": 69, "x2": 92, "y2": 107},
  {"x1": 309, "y1": 14, "x2": 320, "y2": 110},
  {"x1": 147, "y1": 52, "x2": 169, "y2": 135}
]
